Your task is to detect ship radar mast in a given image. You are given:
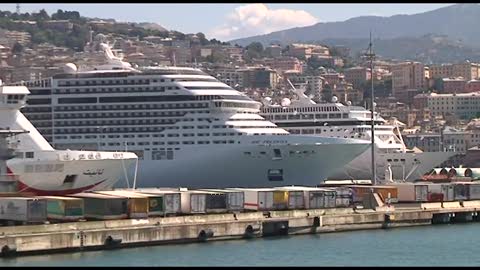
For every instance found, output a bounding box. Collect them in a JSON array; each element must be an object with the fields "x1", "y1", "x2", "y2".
[
  {"x1": 285, "y1": 78, "x2": 316, "y2": 105},
  {"x1": 364, "y1": 31, "x2": 377, "y2": 185}
]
